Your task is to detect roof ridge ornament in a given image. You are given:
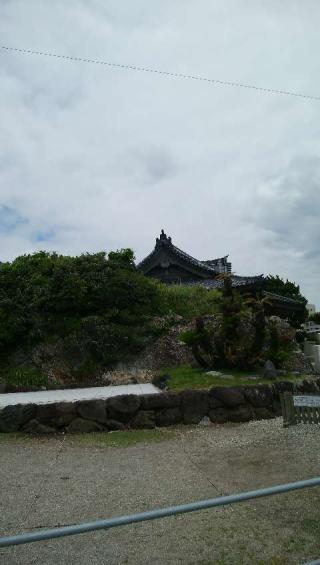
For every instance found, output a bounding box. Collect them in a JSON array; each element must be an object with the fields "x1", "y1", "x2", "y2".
[{"x1": 156, "y1": 229, "x2": 172, "y2": 246}]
